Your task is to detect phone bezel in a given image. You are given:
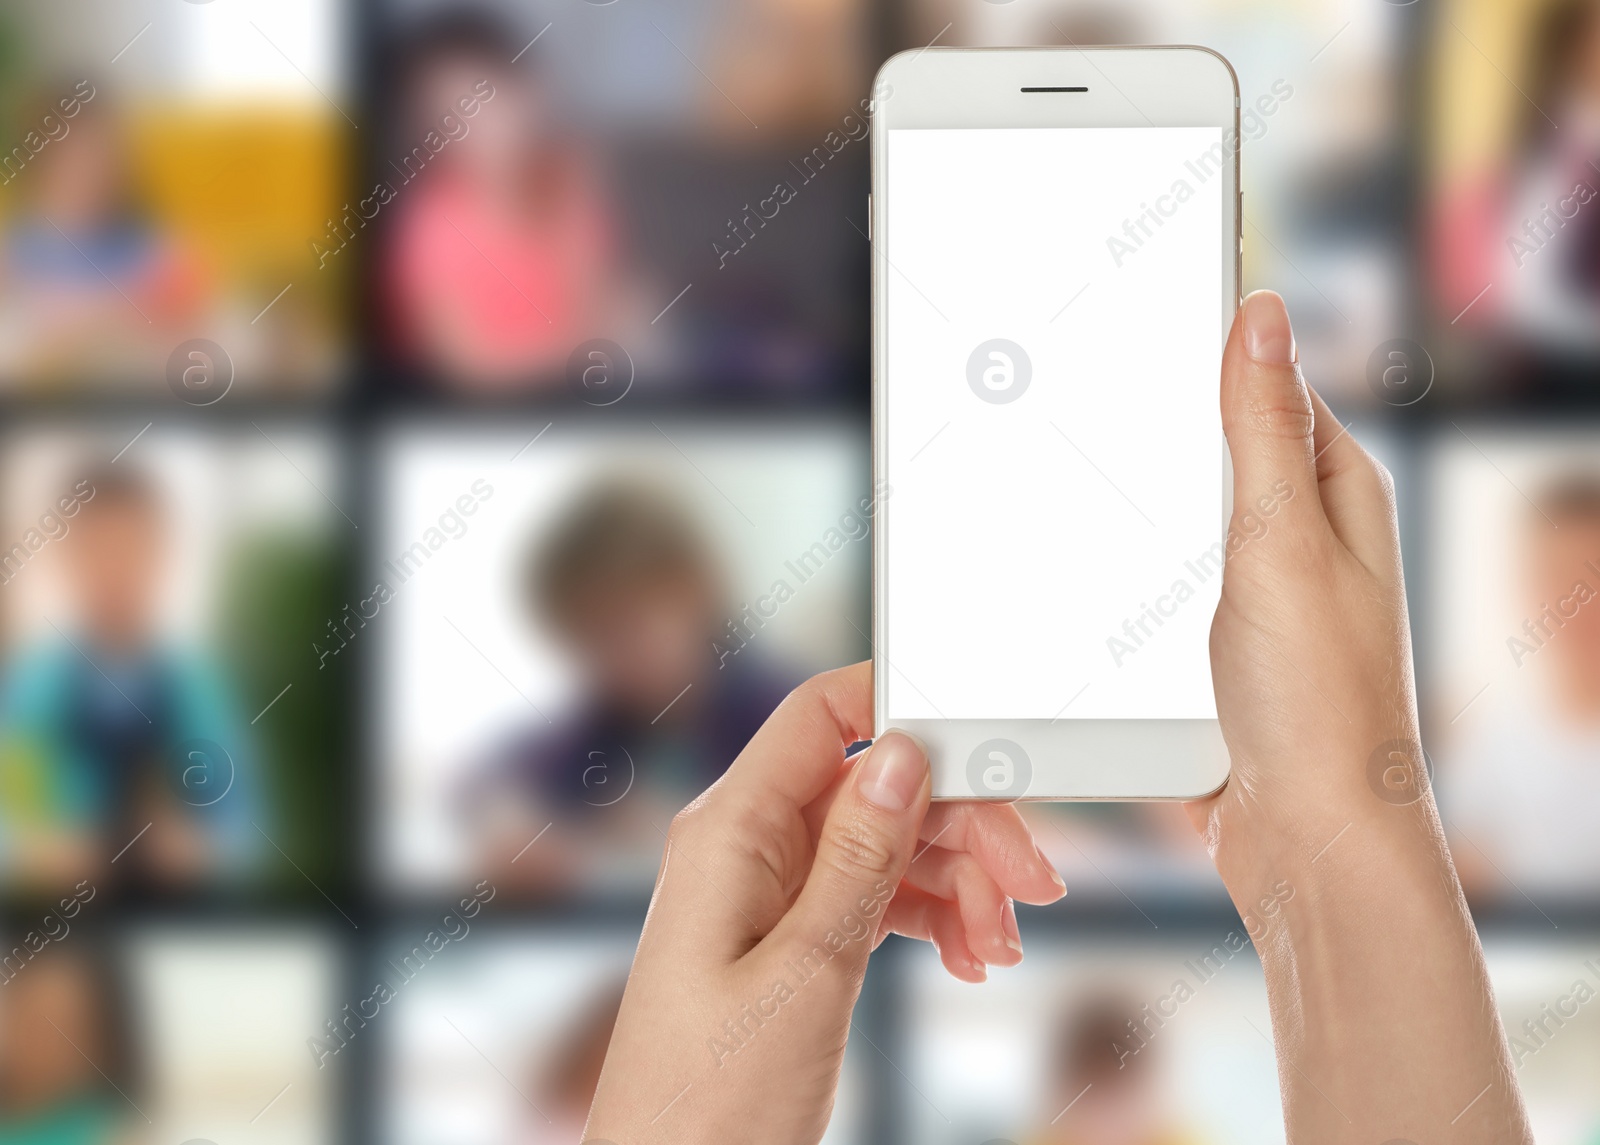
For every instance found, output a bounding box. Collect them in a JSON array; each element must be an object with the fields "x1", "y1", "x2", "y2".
[{"x1": 869, "y1": 46, "x2": 1242, "y2": 801}]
